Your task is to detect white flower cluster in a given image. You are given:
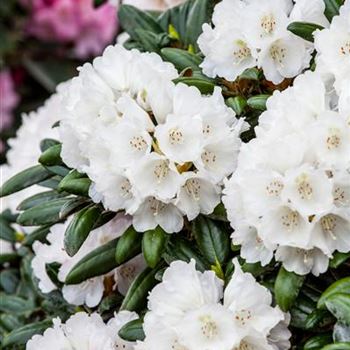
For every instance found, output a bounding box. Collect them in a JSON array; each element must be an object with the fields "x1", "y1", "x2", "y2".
[
  {"x1": 223, "y1": 70, "x2": 350, "y2": 276},
  {"x1": 135, "y1": 259, "x2": 290, "y2": 350},
  {"x1": 59, "y1": 44, "x2": 243, "y2": 233},
  {"x1": 314, "y1": 0, "x2": 350, "y2": 91},
  {"x1": 198, "y1": 0, "x2": 329, "y2": 84},
  {"x1": 26, "y1": 311, "x2": 137, "y2": 350},
  {"x1": 32, "y1": 214, "x2": 145, "y2": 307},
  {"x1": 1, "y1": 85, "x2": 65, "y2": 214}
]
